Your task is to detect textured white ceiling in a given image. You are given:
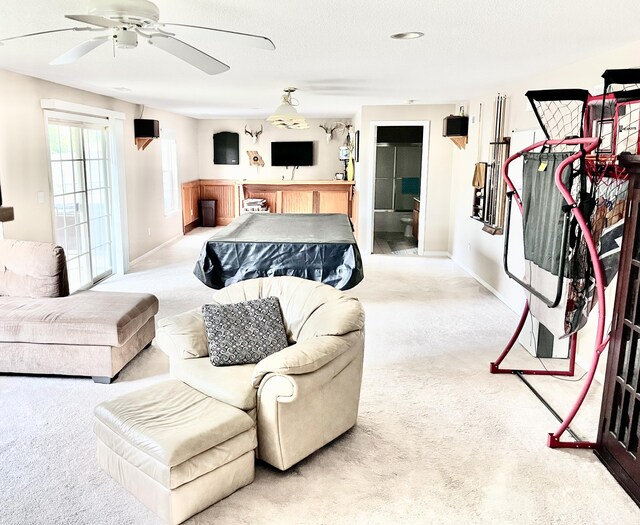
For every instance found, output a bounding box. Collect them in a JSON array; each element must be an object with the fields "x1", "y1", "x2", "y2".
[{"x1": 0, "y1": 0, "x2": 638, "y2": 119}]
